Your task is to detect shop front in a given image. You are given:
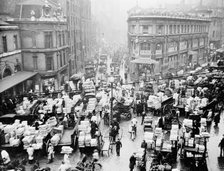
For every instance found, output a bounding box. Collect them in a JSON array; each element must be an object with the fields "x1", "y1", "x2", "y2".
[
  {"x1": 0, "y1": 71, "x2": 38, "y2": 98},
  {"x1": 131, "y1": 58, "x2": 159, "y2": 82}
]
